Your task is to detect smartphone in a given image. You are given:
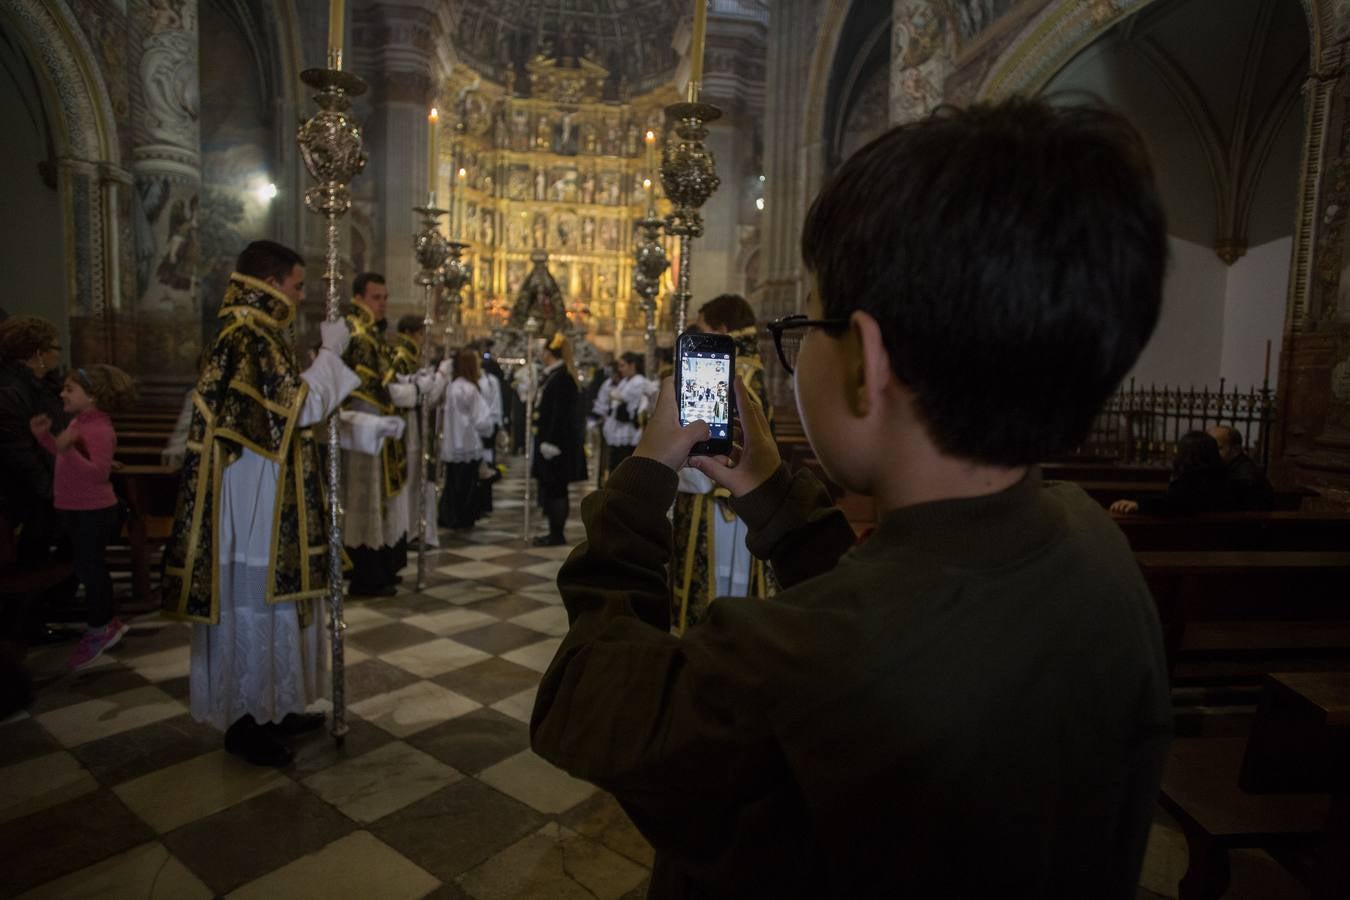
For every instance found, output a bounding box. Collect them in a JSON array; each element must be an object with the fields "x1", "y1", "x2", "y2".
[{"x1": 675, "y1": 331, "x2": 736, "y2": 456}]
